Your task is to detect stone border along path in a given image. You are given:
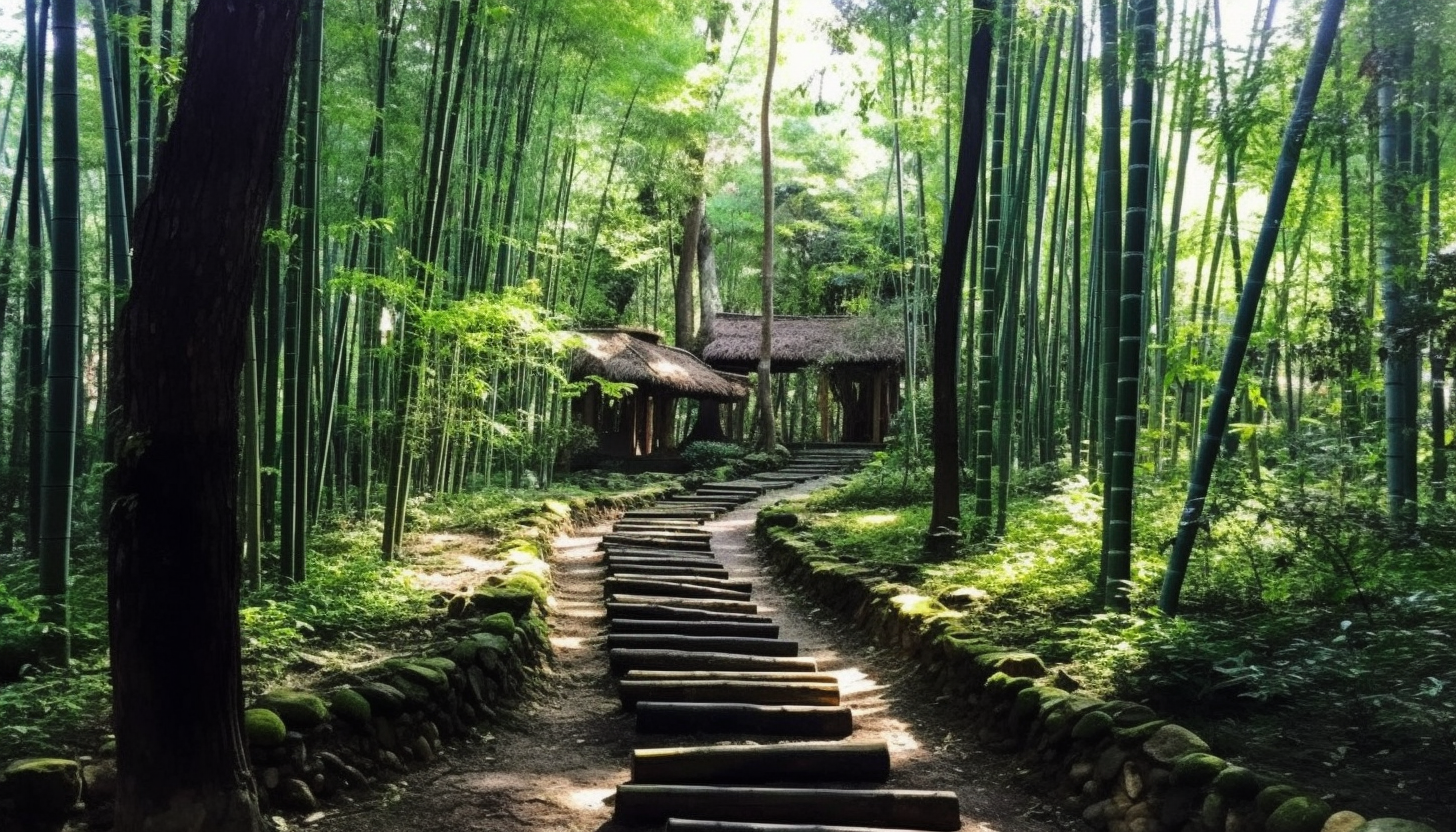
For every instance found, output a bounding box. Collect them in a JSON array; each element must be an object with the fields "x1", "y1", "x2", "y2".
[{"x1": 598, "y1": 447, "x2": 1060, "y2": 832}]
